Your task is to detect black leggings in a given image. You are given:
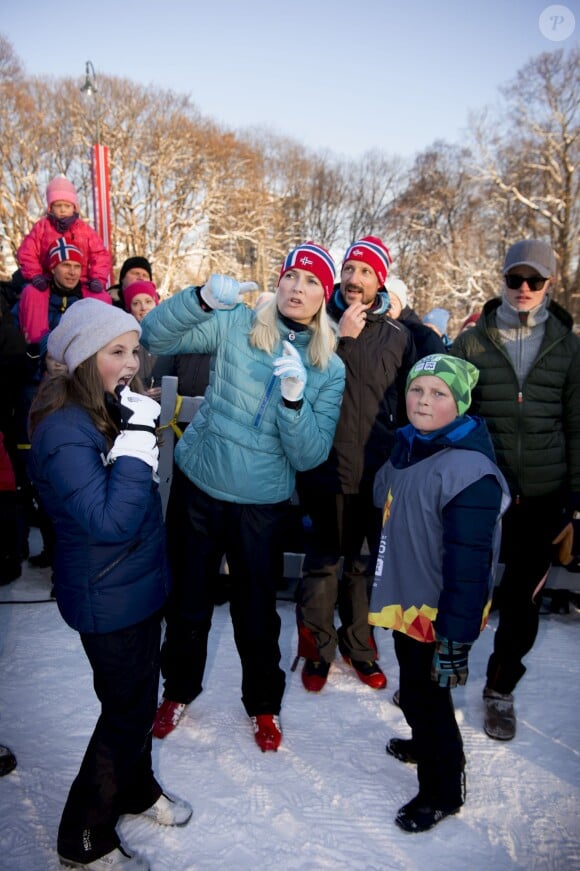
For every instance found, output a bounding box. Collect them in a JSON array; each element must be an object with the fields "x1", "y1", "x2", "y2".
[{"x1": 161, "y1": 468, "x2": 287, "y2": 716}]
